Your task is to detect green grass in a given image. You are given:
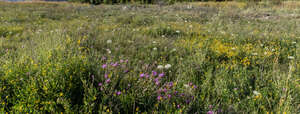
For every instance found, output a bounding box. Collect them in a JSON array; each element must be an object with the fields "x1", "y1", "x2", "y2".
[{"x1": 0, "y1": 1, "x2": 299, "y2": 113}]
